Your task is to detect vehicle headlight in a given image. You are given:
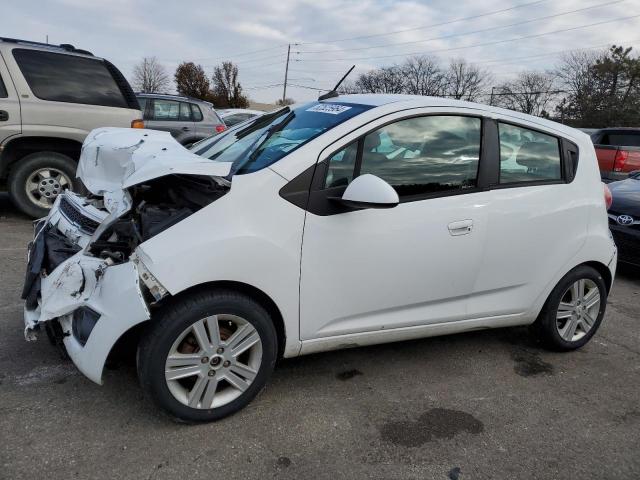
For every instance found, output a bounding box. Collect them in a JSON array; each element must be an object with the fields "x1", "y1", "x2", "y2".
[{"x1": 131, "y1": 251, "x2": 168, "y2": 301}]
